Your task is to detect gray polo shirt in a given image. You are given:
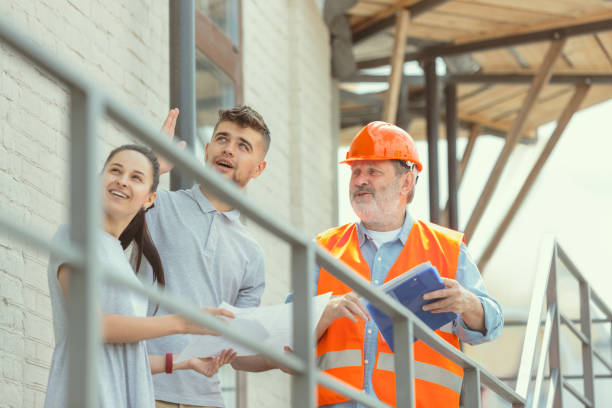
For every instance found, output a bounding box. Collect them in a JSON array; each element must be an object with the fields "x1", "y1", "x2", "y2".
[{"x1": 143, "y1": 185, "x2": 265, "y2": 407}]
